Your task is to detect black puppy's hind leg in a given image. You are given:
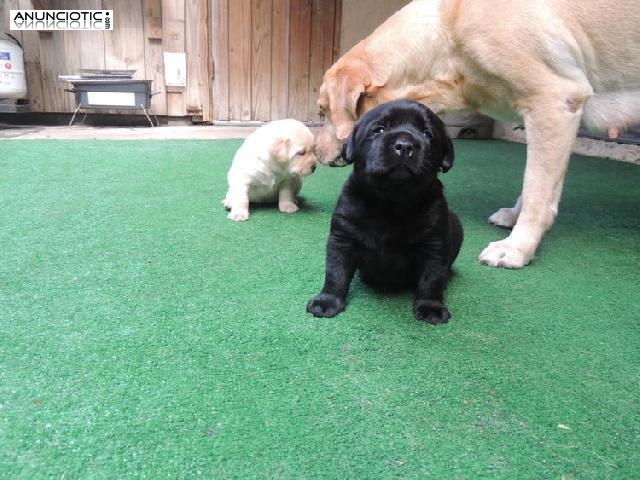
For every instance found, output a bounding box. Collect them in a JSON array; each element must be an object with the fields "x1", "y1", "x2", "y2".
[
  {"x1": 307, "y1": 235, "x2": 358, "y2": 318},
  {"x1": 413, "y1": 251, "x2": 451, "y2": 324}
]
